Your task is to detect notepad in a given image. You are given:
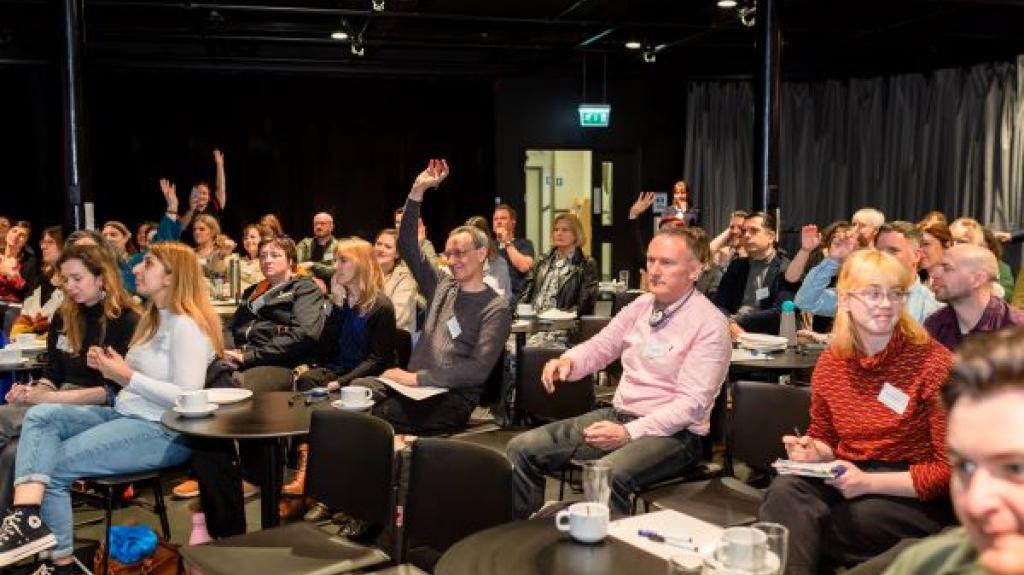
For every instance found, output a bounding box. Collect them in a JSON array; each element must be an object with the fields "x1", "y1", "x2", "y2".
[
  {"x1": 771, "y1": 459, "x2": 836, "y2": 478},
  {"x1": 376, "y1": 377, "x2": 448, "y2": 401}
]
